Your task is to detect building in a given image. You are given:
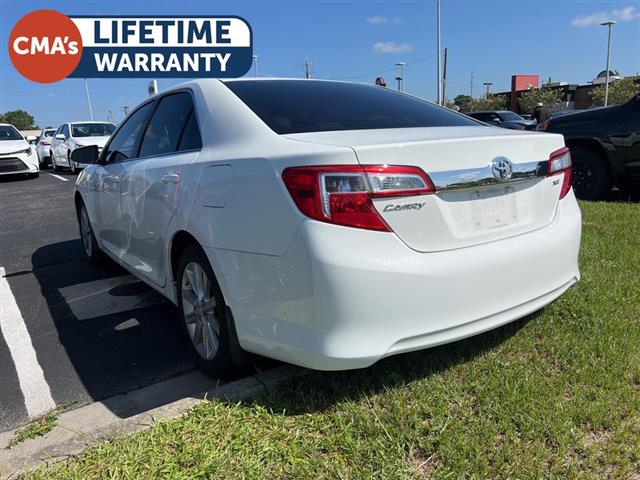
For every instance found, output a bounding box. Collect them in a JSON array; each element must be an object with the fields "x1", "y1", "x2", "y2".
[{"x1": 497, "y1": 72, "x2": 640, "y2": 112}]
